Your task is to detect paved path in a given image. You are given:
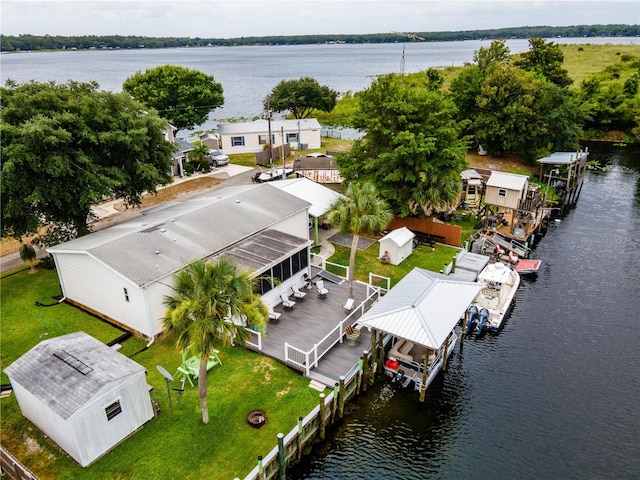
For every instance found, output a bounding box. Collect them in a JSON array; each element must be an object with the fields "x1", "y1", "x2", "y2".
[{"x1": 1, "y1": 164, "x2": 255, "y2": 273}]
